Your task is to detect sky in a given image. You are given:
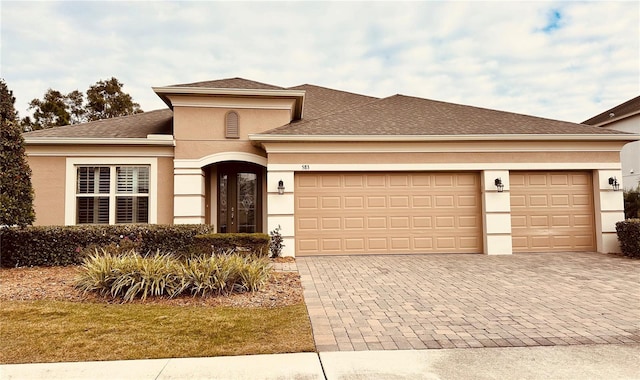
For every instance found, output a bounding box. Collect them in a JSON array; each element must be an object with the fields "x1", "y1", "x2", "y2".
[{"x1": 1, "y1": 1, "x2": 638, "y2": 124}]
